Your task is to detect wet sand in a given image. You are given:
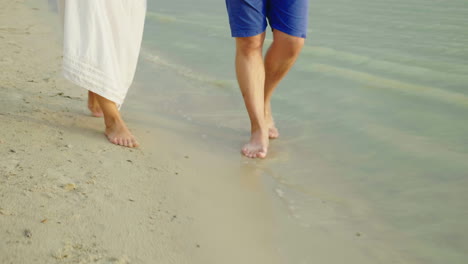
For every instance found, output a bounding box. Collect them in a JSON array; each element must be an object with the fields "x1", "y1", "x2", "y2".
[{"x1": 139, "y1": 0, "x2": 468, "y2": 263}]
